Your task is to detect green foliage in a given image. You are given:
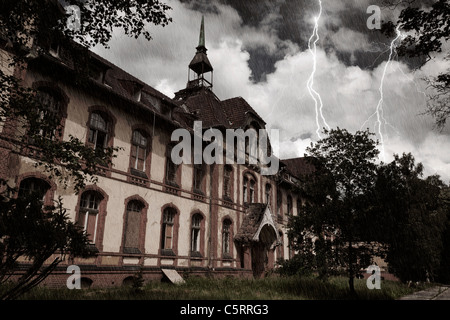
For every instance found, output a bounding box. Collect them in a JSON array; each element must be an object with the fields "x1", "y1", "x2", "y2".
[
  {"x1": 289, "y1": 128, "x2": 382, "y2": 293},
  {"x1": 16, "y1": 276, "x2": 425, "y2": 301},
  {"x1": 375, "y1": 154, "x2": 449, "y2": 282},
  {"x1": 276, "y1": 256, "x2": 314, "y2": 278}
]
